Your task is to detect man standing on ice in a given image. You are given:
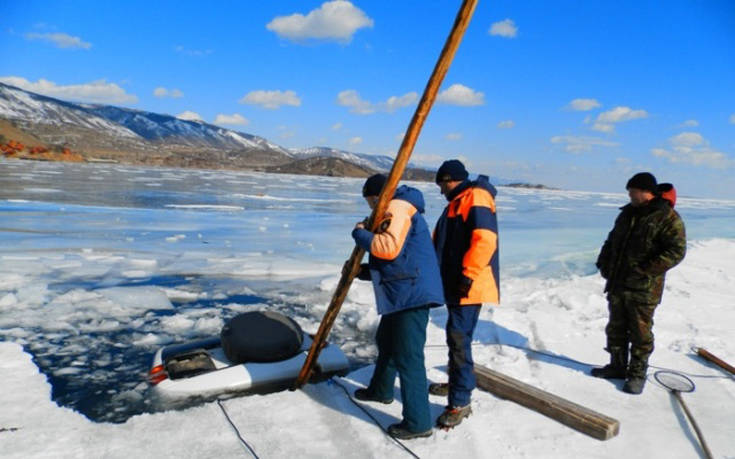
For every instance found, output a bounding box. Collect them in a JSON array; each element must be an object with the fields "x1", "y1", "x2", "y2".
[
  {"x1": 593, "y1": 172, "x2": 686, "y2": 394},
  {"x1": 430, "y1": 159, "x2": 499, "y2": 428},
  {"x1": 350, "y1": 174, "x2": 444, "y2": 439}
]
